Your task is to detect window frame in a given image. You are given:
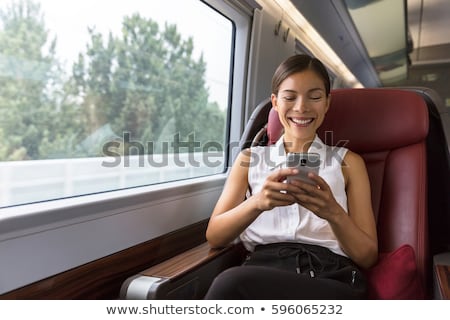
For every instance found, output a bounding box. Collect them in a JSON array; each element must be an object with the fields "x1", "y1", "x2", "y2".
[{"x1": 0, "y1": 0, "x2": 252, "y2": 295}]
